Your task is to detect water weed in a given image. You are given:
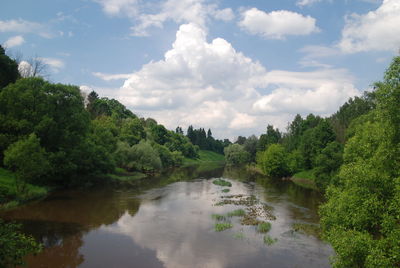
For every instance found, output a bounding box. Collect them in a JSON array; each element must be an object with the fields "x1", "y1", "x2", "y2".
[
  {"x1": 215, "y1": 222, "x2": 233, "y2": 232},
  {"x1": 227, "y1": 209, "x2": 246, "y2": 217},
  {"x1": 257, "y1": 222, "x2": 272, "y2": 233},
  {"x1": 213, "y1": 179, "x2": 232, "y2": 187},
  {"x1": 263, "y1": 235, "x2": 277, "y2": 245}
]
